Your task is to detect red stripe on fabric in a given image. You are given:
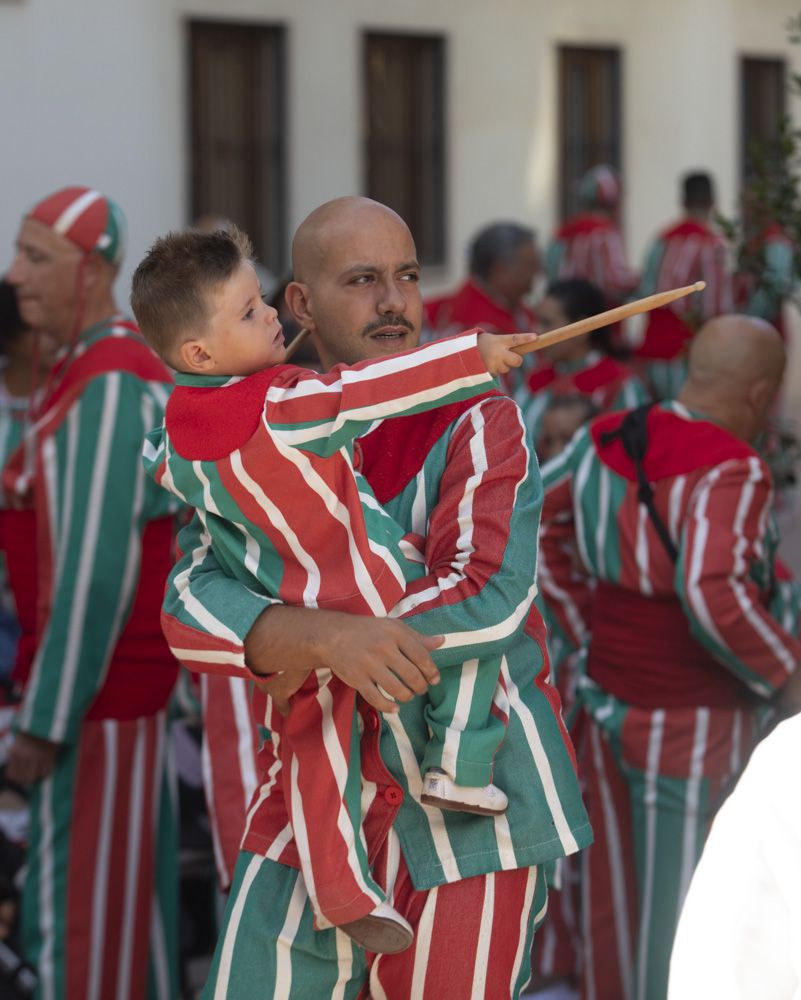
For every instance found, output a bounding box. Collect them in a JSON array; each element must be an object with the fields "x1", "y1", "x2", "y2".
[
  {"x1": 426, "y1": 280, "x2": 535, "y2": 335},
  {"x1": 423, "y1": 877, "x2": 486, "y2": 997},
  {"x1": 161, "y1": 612, "x2": 244, "y2": 661},
  {"x1": 100, "y1": 725, "x2": 135, "y2": 1000},
  {"x1": 126, "y1": 720, "x2": 158, "y2": 1000},
  {"x1": 65, "y1": 723, "x2": 107, "y2": 999},
  {"x1": 556, "y1": 214, "x2": 614, "y2": 240},
  {"x1": 63, "y1": 198, "x2": 108, "y2": 253}
]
